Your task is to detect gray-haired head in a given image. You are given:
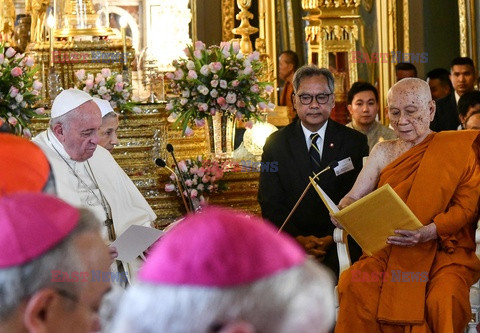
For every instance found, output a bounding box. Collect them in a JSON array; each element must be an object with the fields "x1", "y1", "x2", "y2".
[
  {"x1": 292, "y1": 65, "x2": 335, "y2": 94},
  {"x1": 109, "y1": 260, "x2": 335, "y2": 333},
  {"x1": 0, "y1": 208, "x2": 100, "y2": 321}
]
